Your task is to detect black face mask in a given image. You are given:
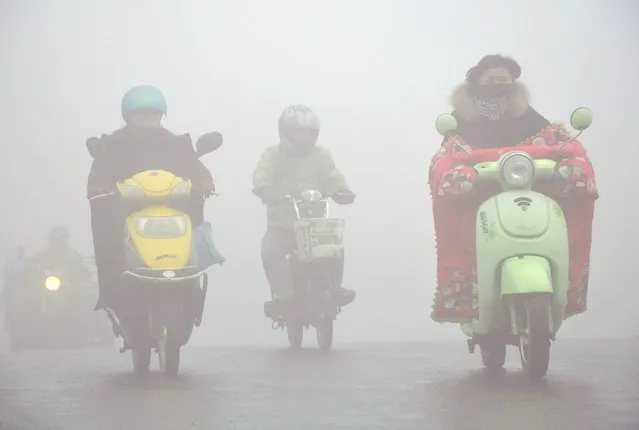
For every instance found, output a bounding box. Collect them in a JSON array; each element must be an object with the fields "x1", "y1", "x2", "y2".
[{"x1": 472, "y1": 83, "x2": 514, "y2": 99}]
